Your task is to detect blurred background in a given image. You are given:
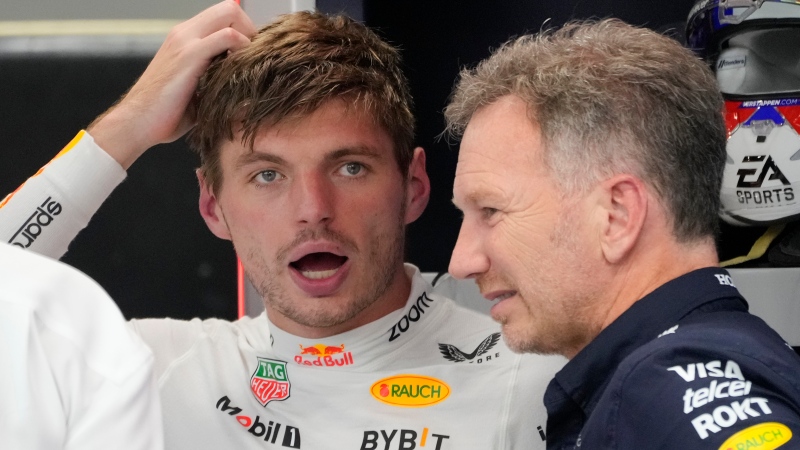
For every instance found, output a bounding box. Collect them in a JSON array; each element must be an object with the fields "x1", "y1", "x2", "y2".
[{"x1": 0, "y1": 0, "x2": 699, "y2": 320}]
